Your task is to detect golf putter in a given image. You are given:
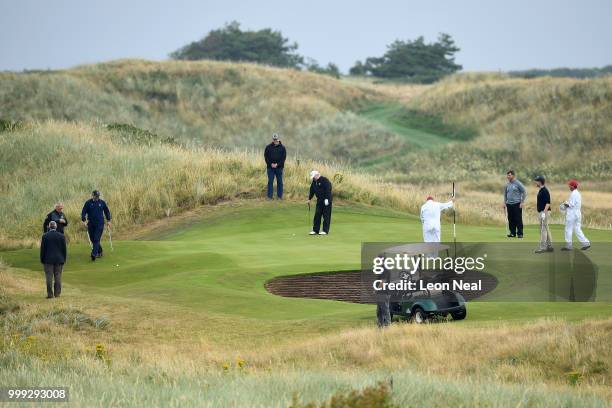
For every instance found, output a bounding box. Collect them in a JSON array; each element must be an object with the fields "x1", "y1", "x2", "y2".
[{"x1": 85, "y1": 229, "x2": 93, "y2": 249}]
